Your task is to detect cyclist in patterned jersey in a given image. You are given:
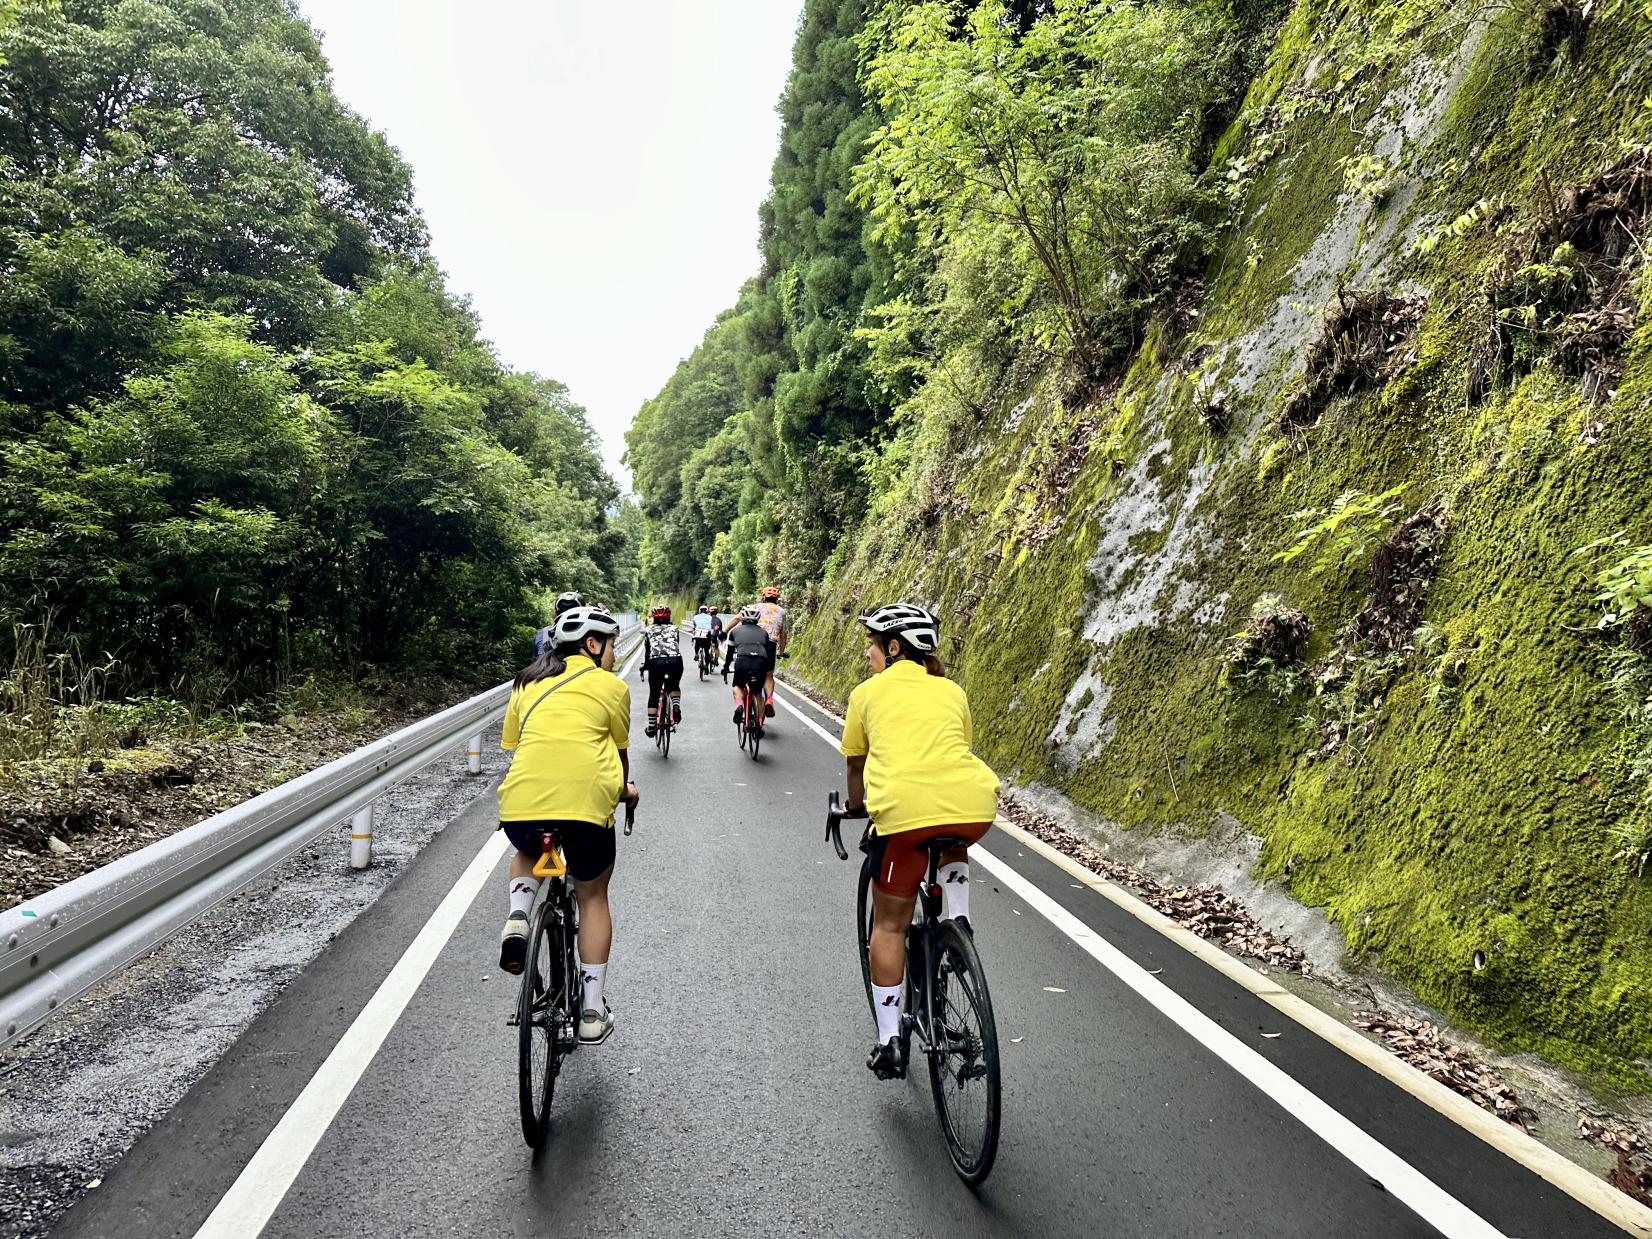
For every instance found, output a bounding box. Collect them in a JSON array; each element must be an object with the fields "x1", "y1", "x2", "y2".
[
  {"x1": 641, "y1": 605, "x2": 683, "y2": 737},
  {"x1": 839, "y1": 603, "x2": 1000, "y2": 1079},
  {"x1": 752, "y1": 585, "x2": 789, "y2": 718}
]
